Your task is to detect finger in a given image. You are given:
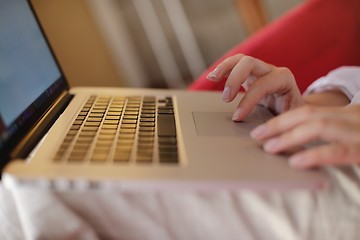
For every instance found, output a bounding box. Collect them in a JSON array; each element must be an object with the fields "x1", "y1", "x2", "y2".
[
  {"x1": 253, "y1": 105, "x2": 360, "y2": 142},
  {"x1": 263, "y1": 115, "x2": 360, "y2": 153},
  {"x1": 320, "y1": 121, "x2": 360, "y2": 144},
  {"x1": 288, "y1": 144, "x2": 360, "y2": 169},
  {"x1": 207, "y1": 54, "x2": 245, "y2": 82},
  {"x1": 224, "y1": 56, "x2": 273, "y2": 102},
  {"x1": 344, "y1": 105, "x2": 360, "y2": 123},
  {"x1": 251, "y1": 106, "x2": 337, "y2": 140},
  {"x1": 232, "y1": 67, "x2": 301, "y2": 121},
  {"x1": 262, "y1": 120, "x2": 323, "y2": 154}
]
